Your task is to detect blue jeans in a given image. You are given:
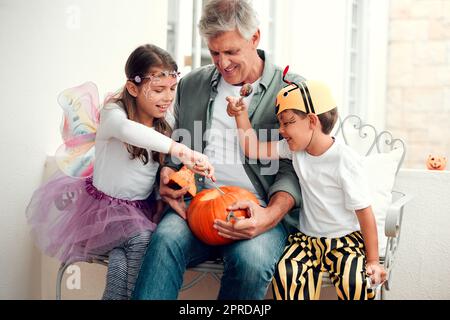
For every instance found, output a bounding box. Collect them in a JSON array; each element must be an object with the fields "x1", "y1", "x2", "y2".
[{"x1": 132, "y1": 209, "x2": 288, "y2": 300}]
